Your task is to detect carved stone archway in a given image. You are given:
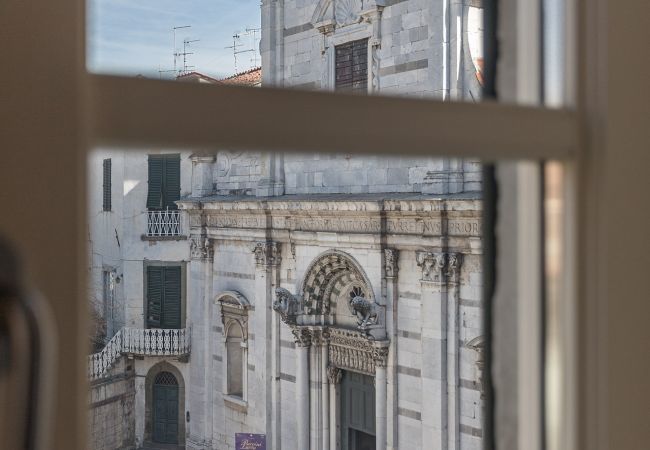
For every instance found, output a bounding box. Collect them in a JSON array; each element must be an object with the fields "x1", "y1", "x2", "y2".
[
  {"x1": 274, "y1": 250, "x2": 389, "y2": 450},
  {"x1": 300, "y1": 249, "x2": 374, "y2": 316}
]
